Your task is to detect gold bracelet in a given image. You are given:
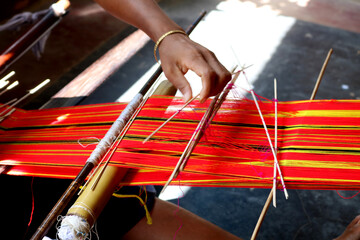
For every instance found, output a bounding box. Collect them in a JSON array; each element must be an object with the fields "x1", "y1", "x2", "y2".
[{"x1": 154, "y1": 30, "x2": 187, "y2": 63}]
